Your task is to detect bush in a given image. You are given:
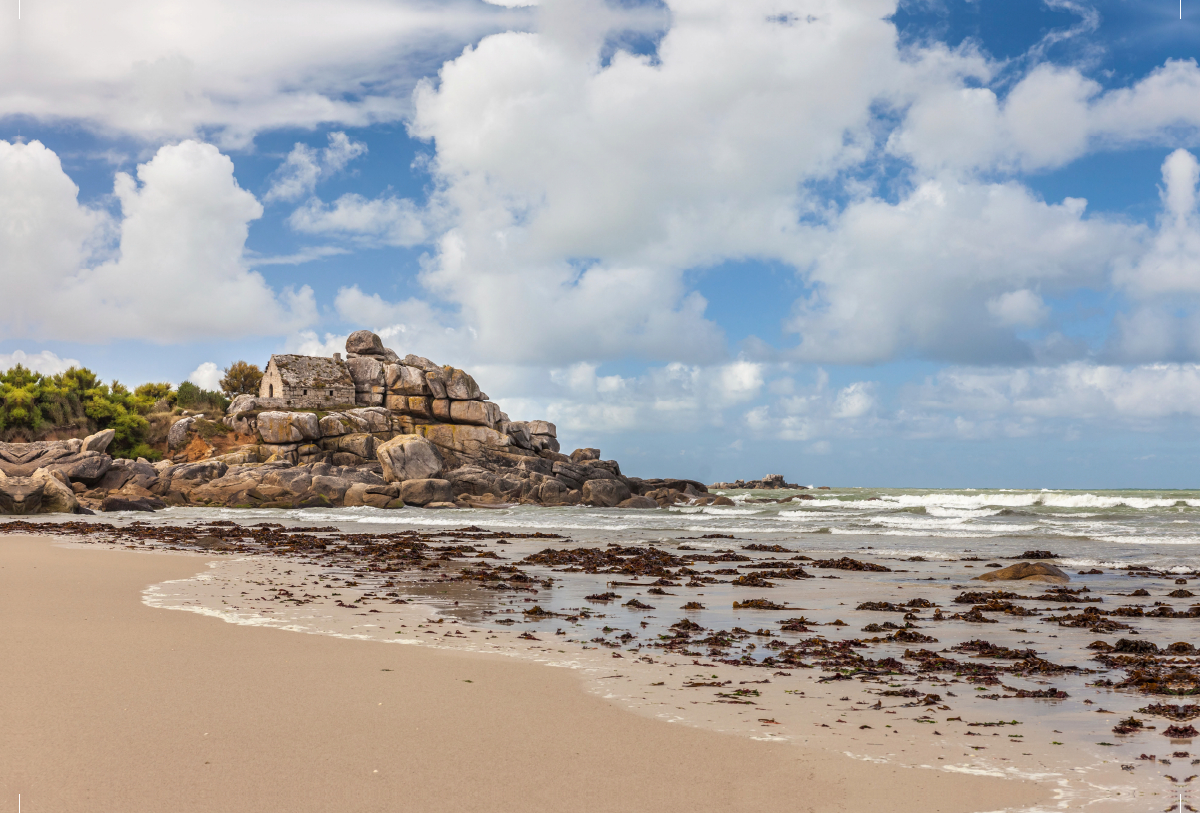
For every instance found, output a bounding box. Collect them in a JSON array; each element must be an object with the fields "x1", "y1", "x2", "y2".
[
  {"x1": 220, "y1": 361, "x2": 263, "y2": 397},
  {"x1": 176, "y1": 381, "x2": 228, "y2": 413},
  {"x1": 0, "y1": 365, "x2": 149, "y2": 456}
]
